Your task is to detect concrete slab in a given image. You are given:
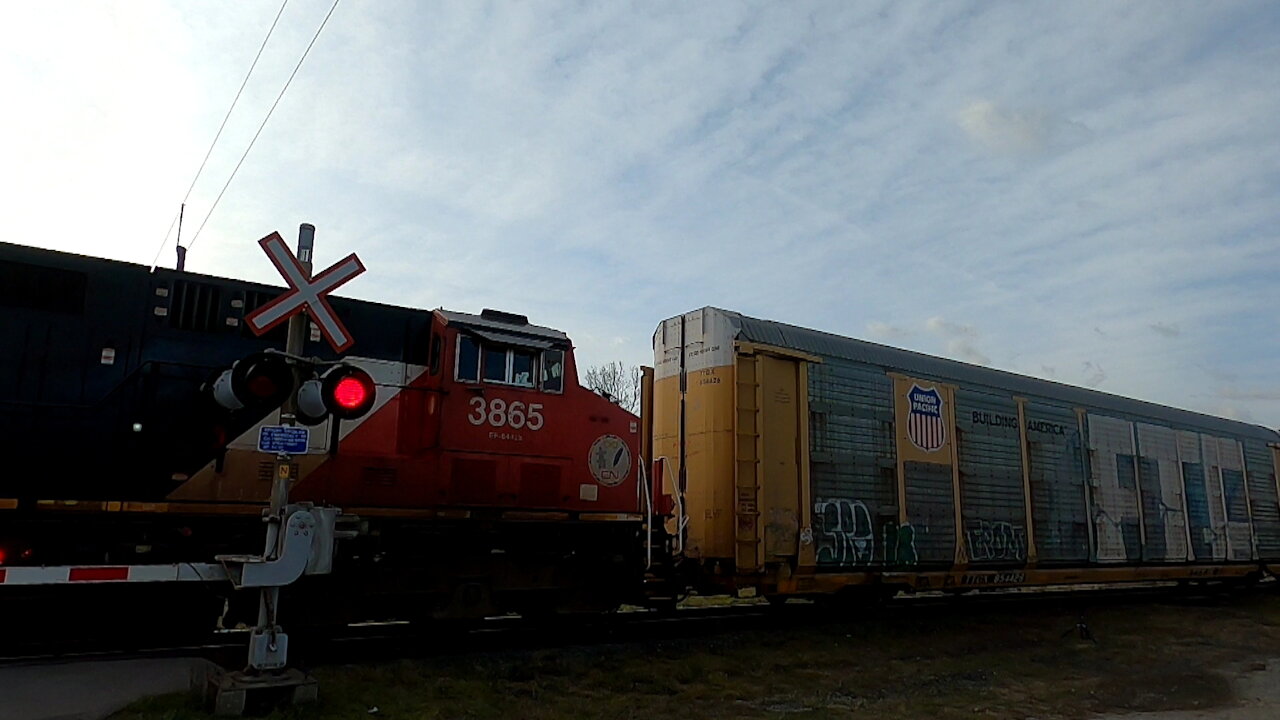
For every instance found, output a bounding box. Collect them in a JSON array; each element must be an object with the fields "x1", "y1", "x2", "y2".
[{"x1": 0, "y1": 657, "x2": 214, "y2": 720}]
